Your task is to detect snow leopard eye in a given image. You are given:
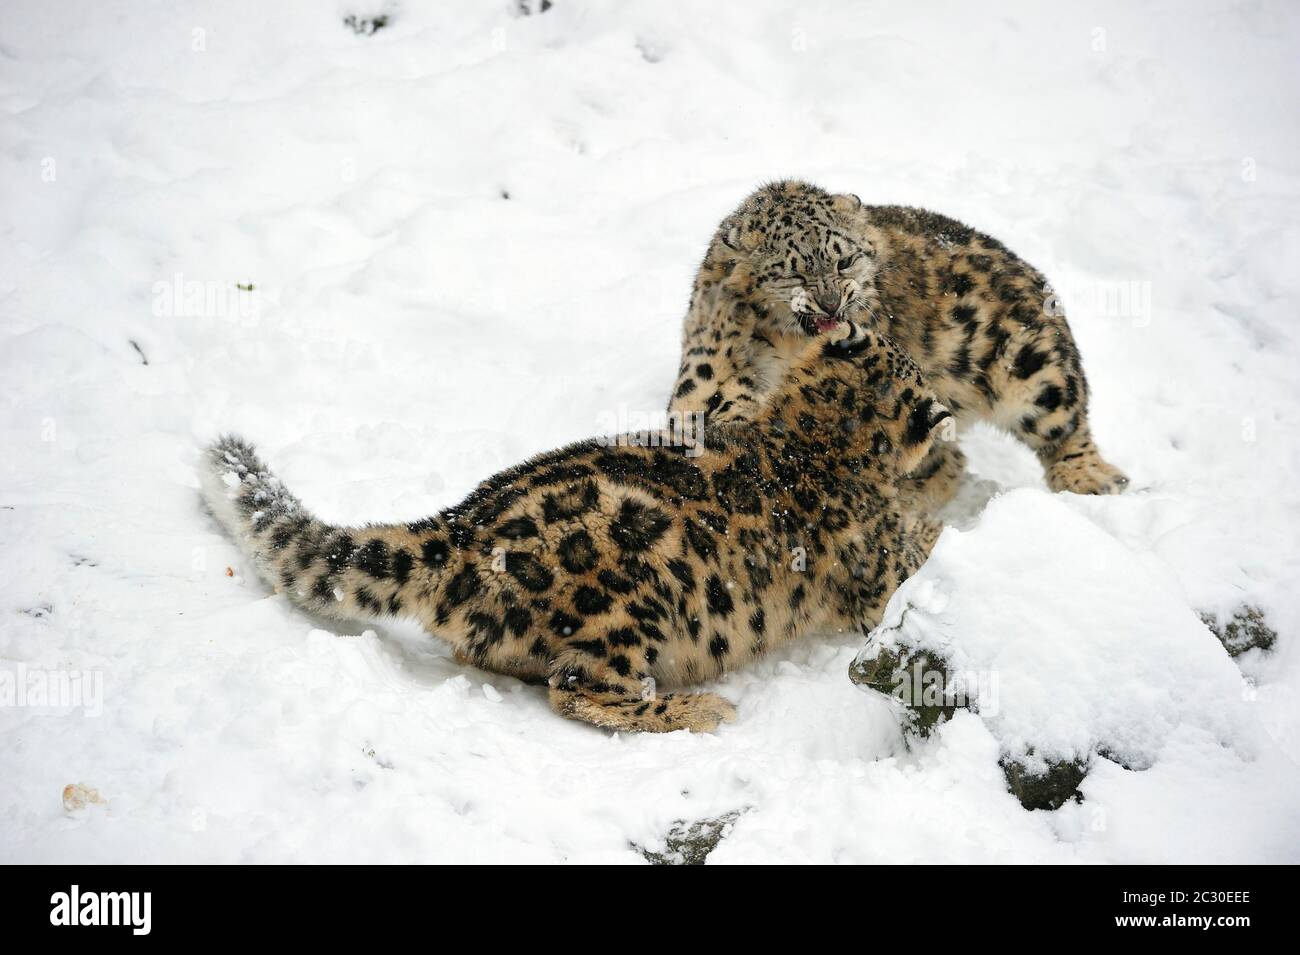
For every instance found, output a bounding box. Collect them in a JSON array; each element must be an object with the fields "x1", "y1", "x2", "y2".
[{"x1": 837, "y1": 252, "x2": 863, "y2": 273}]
